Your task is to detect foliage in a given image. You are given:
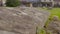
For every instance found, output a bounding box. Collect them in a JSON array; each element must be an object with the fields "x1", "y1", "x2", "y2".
[{"x1": 6, "y1": 0, "x2": 20, "y2": 7}]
